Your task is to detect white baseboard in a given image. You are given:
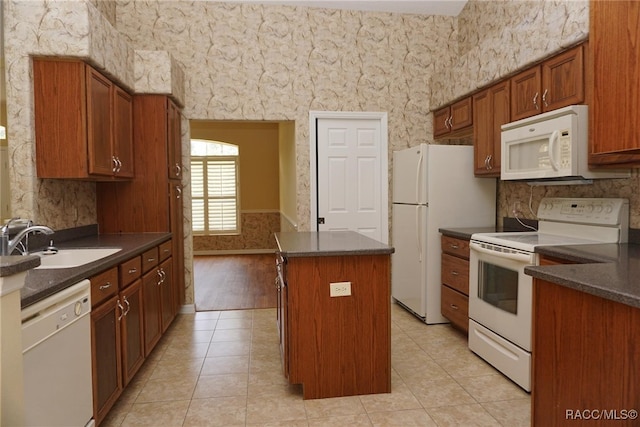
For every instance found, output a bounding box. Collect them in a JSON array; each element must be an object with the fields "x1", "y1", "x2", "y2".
[{"x1": 180, "y1": 304, "x2": 196, "y2": 314}]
